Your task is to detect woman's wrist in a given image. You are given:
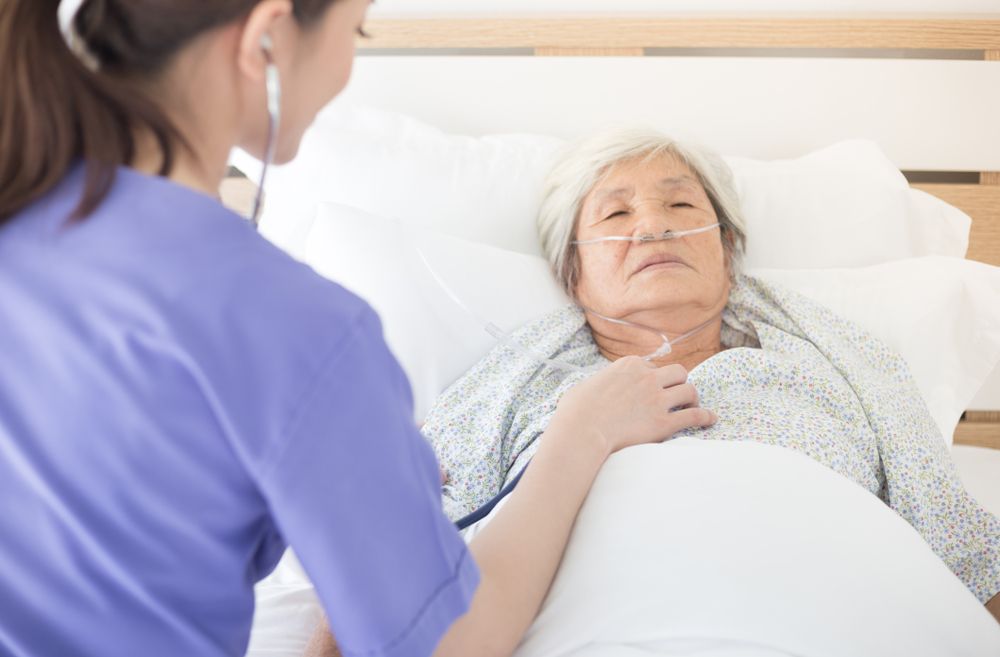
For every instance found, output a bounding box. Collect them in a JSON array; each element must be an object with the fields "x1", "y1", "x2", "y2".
[{"x1": 542, "y1": 410, "x2": 611, "y2": 468}]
